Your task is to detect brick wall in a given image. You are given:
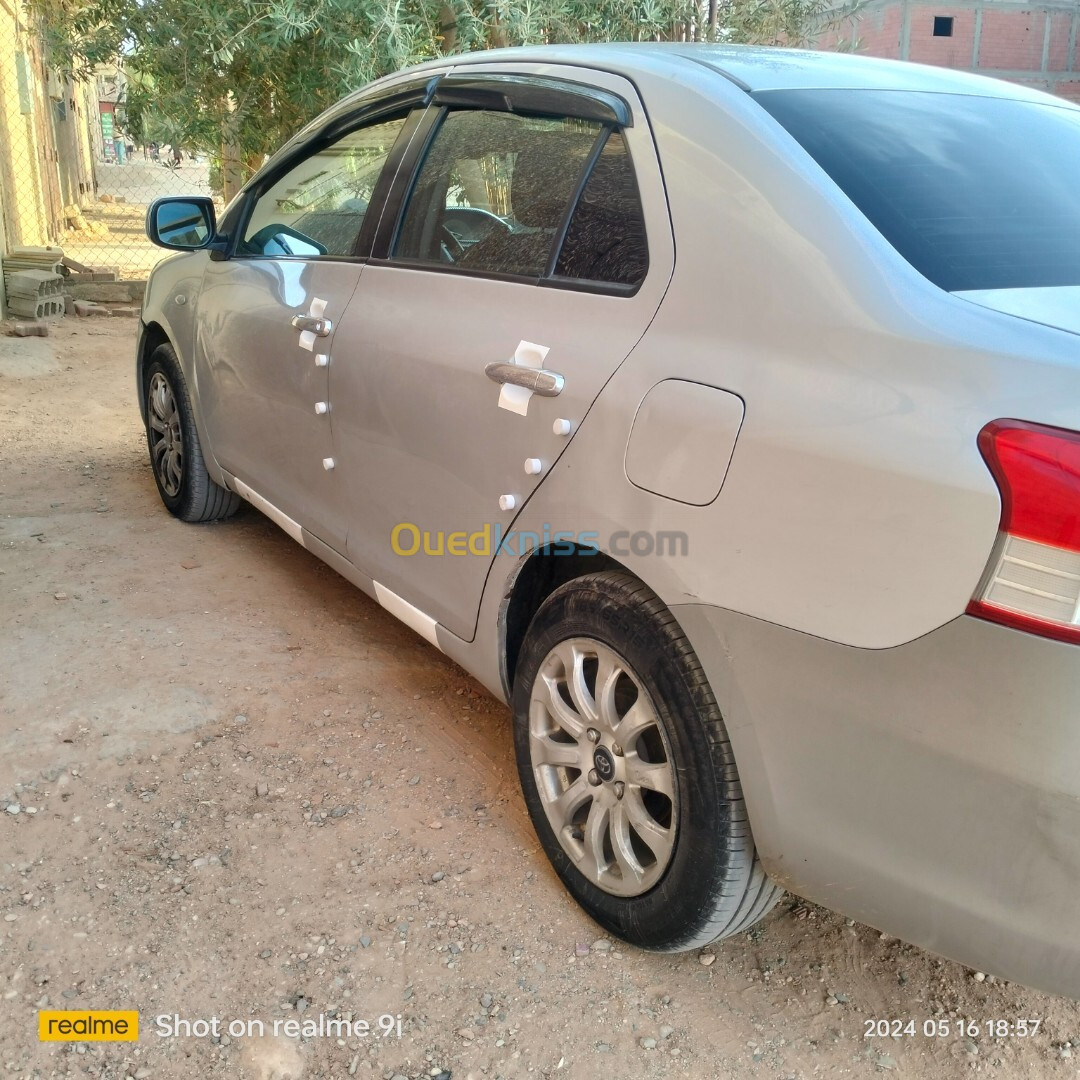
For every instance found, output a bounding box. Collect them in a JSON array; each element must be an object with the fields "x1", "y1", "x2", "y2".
[
  {"x1": 812, "y1": 0, "x2": 1080, "y2": 100},
  {"x1": 978, "y1": 8, "x2": 1046, "y2": 69},
  {"x1": 907, "y1": 7, "x2": 976, "y2": 64},
  {"x1": 859, "y1": 4, "x2": 906, "y2": 54},
  {"x1": 1047, "y1": 11, "x2": 1074, "y2": 69}
]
